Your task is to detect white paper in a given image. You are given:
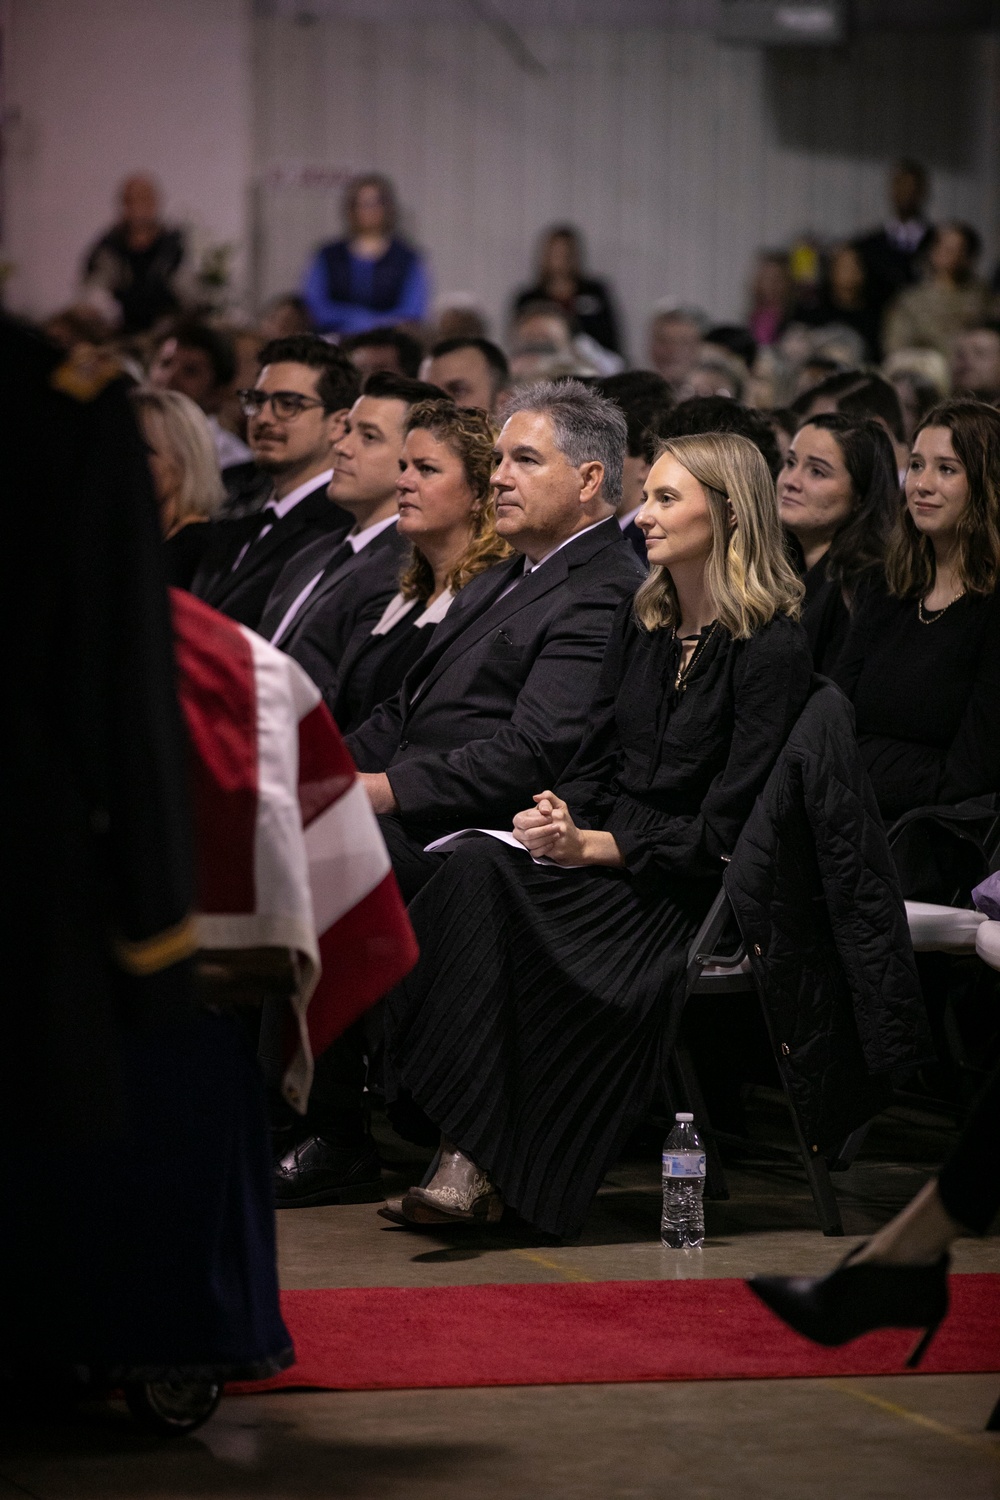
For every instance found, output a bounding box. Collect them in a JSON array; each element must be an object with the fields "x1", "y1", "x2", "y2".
[{"x1": 423, "y1": 828, "x2": 555, "y2": 865}]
